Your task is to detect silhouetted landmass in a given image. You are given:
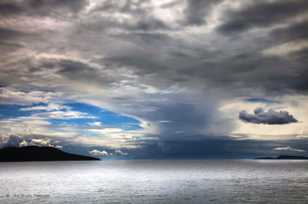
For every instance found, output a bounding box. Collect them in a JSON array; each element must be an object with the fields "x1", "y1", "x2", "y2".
[
  {"x1": 0, "y1": 146, "x2": 99, "y2": 162},
  {"x1": 256, "y1": 155, "x2": 308, "y2": 160}
]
